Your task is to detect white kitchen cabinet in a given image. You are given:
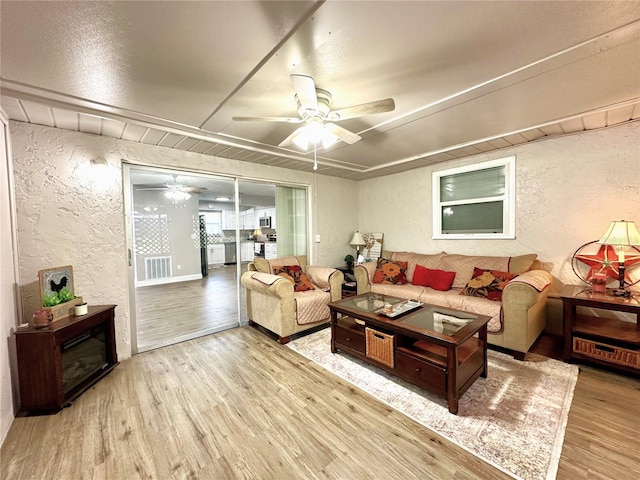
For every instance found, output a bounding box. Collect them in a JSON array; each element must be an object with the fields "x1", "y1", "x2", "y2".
[
  {"x1": 240, "y1": 208, "x2": 254, "y2": 230},
  {"x1": 265, "y1": 243, "x2": 278, "y2": 260},
  {"x1": 207, "y1": 244, "x2": 225, "y2": 265},
  {"x1": 211, "y1": 245, "x2": 224, "y2": 264},
  {"x1": 240, "y1": 242, "x2": 254, "y2": 262},
  {"x1": 223, "y1": 210, "x2": 236, "y2": 230}
]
